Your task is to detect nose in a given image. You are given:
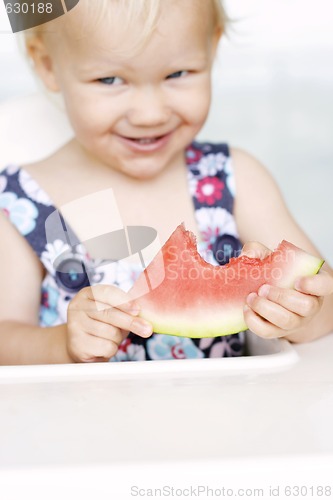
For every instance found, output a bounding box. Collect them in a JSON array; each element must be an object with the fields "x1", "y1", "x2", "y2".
[{"x1": 127, "y1": 86, "x2": 171, "y2": 127}]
